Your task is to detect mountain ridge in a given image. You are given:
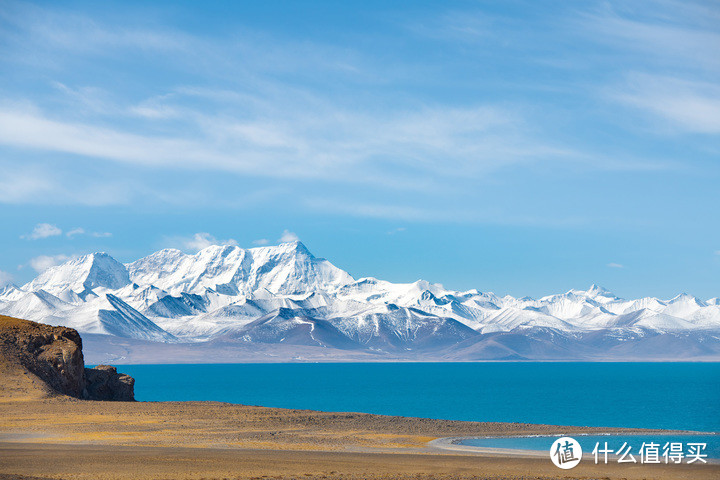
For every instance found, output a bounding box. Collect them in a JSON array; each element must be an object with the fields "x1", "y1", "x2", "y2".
[{"x1": 2, "y1": 241, "x2": 719, "y2": 362}]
